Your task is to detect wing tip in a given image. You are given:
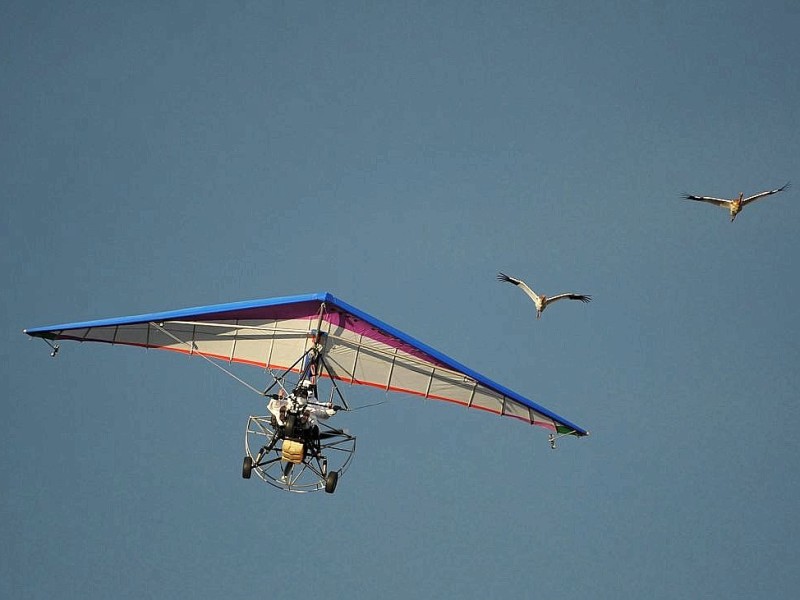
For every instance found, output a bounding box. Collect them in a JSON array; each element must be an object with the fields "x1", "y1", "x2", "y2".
[{"x1": 496, "y1": 271, "x2": 516, "y2": 284}]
